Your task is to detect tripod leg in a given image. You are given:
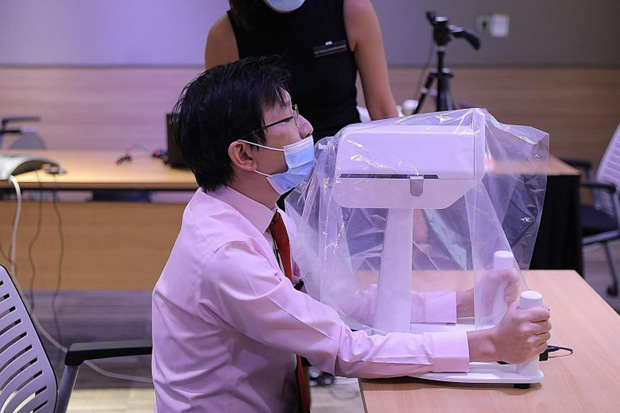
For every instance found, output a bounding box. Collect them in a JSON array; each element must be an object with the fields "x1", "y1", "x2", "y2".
[
  {"x1": 437, "y1": 69, "x2": 455, "y2": 111},
  {"x1": 413, "y1": 71, "x2": 436, "y2": 114}
]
